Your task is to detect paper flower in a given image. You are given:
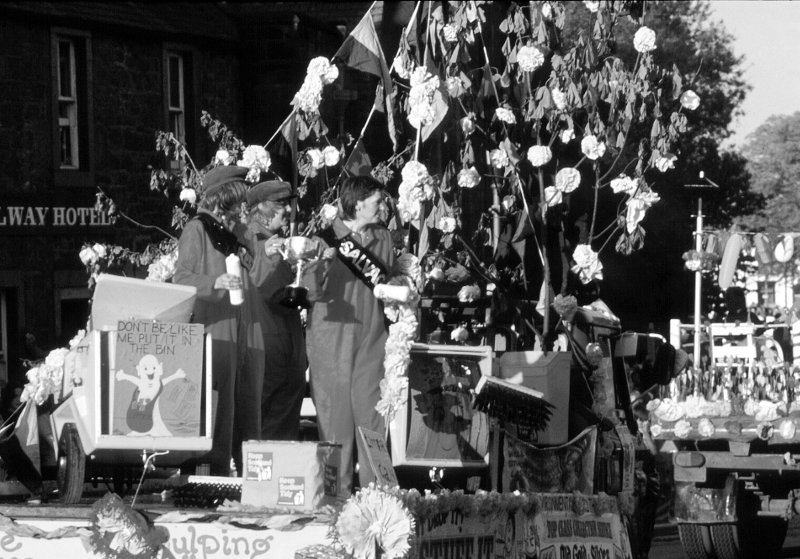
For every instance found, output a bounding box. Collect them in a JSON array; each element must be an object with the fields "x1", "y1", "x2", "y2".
[
  {"x1": 428, "y1": 267, "x2": 445, "y2": 282},
  {"x1": 551, "y1": 87, "x2": 566, "y2": 110},
  {"x1": 584, "y1": 1, "x2": 599, "y2": 13},
  {"x1": 527, "y1": 145, "x2": 552, "y2": 167},
  {"x1": 179, "y1": 188, "x2": 197, "y2": 205},
  {"x1": 408, "y1": 67, "x2": 441, "y2": 129},
  {"x1": 401, "y1": 160, "x2": 429, "y2": 186},
  {"x1": 293, "y1": 74, "x2": 323, "y2": 114},
  {"x1": 502, "y1": 195, "x2": 516, "y2": 211},
  {"x1": 335, "y1": 485, "x2": 415, "y2": 559},
  {"x1": 556, "y1": 168, "x2": 581, "y2": 193},
  {"x1": 586, "y1": 343, "x2": 604, "y2": 367},
  {"x1": 322, "y1": 145, "x2": 341, "y2": 166},
  {"x1": 544, "y1": 186, "x2": 562, "y2": 207},
  {"x1": 306, "y1": 149, "x2": 325, "y2": 170},
  {"x1": 396, "y1": 254, "x2": 422, "y2": 285},
  {"x1": 680, "y1": 90, "x2": 701, "y2": 111},
  {"x1": 495, "y1": 107, "x2": 517, "y2": 124},
  {"x1": 571, "y1": 244, "x2": 603, "y2": 284},
  {"x1": 655, "y1": 153, "x2": 677, "y2": 172},
  {"x1": 517, "y1": 45, "x2": 545, "y2": 72},
  {"x1": 581, "y1": 135, "x2": 606, "y2": 160},
  {"x1": 446, "y1": 76, "x2": 464, "y2": 98},
  {"x1": 560, "y1": 128, "x2": 575, "y2": 143},
  {"x1": 451, "y1": 326, "x2": 469, "y2": 343},
  {"x1": 779, "y1": 419, "x2": 797, "y2": 440},
  {"x1": 653, "y1": 399, "x2": 684, "y2": 423},
  {"x1": 438, "y1": 216, "x2": 457, "y2": 233},
  {"x1": 69, "y1": 330, "x2": 86, "y2": 350},
  {"x1": 443, "y1": 23, "x2": 459, "y2": 43},
  {"x1": 649, "y1": 423, "x2": 663, "y2": 438},
  {"x1": 215, "y1": 149, "x2": 233, "y2": 165},
  {"x1": 625, "y1": 190, "x2": 660, "y2": 233},
  {"x1": 321, "y1": 203, "x2": 339, "y2": 221},
  {"x1": 79, "y1": 245, "x2": 100, "y2": 266},
  {"x1": 457, "y1": 167, "x2": 481, "y2": 188},
  {"x1": 744, "y1": 399, "x2": 759, "y2": 417},
  {"x1": 238, "y1": 145, "x2": 271, "y2": 173},
  {"x1": 610, "y1": 175, "x2": 638, "y2": 196},
  {"x1": 146, "y1": 249, "x2": 179, "y2": 283},
  {"x1": 674, "y1": 419, "x2": 691, "y2": 438},
  {"x1": 490, "y1": 149, "x2": 510, "y2": 169},
  {"x1": 698, "y1": 418, "x2": 716, "y2": 438},
  {"x1": 307, "y1": 56, "x2": 339, "y2": 85},
  {"x1": 458, "y1": 285, "x2": 481, "y2": 303},
  {"x1": 553, "y1": 294, "x2": 578, "y2": 321},
  {"x1": 460, "y1": 116, "x2": 476, "y2": 136},
  {"x1": 633, "y1": 26, "x2": 657, "y2": 53},
  {"x1": 541, "y1": 2, "x2": 553, "y2": 18},
  {"x1": 757, "y1": 421, "x2": 774, "y2": 441}
]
